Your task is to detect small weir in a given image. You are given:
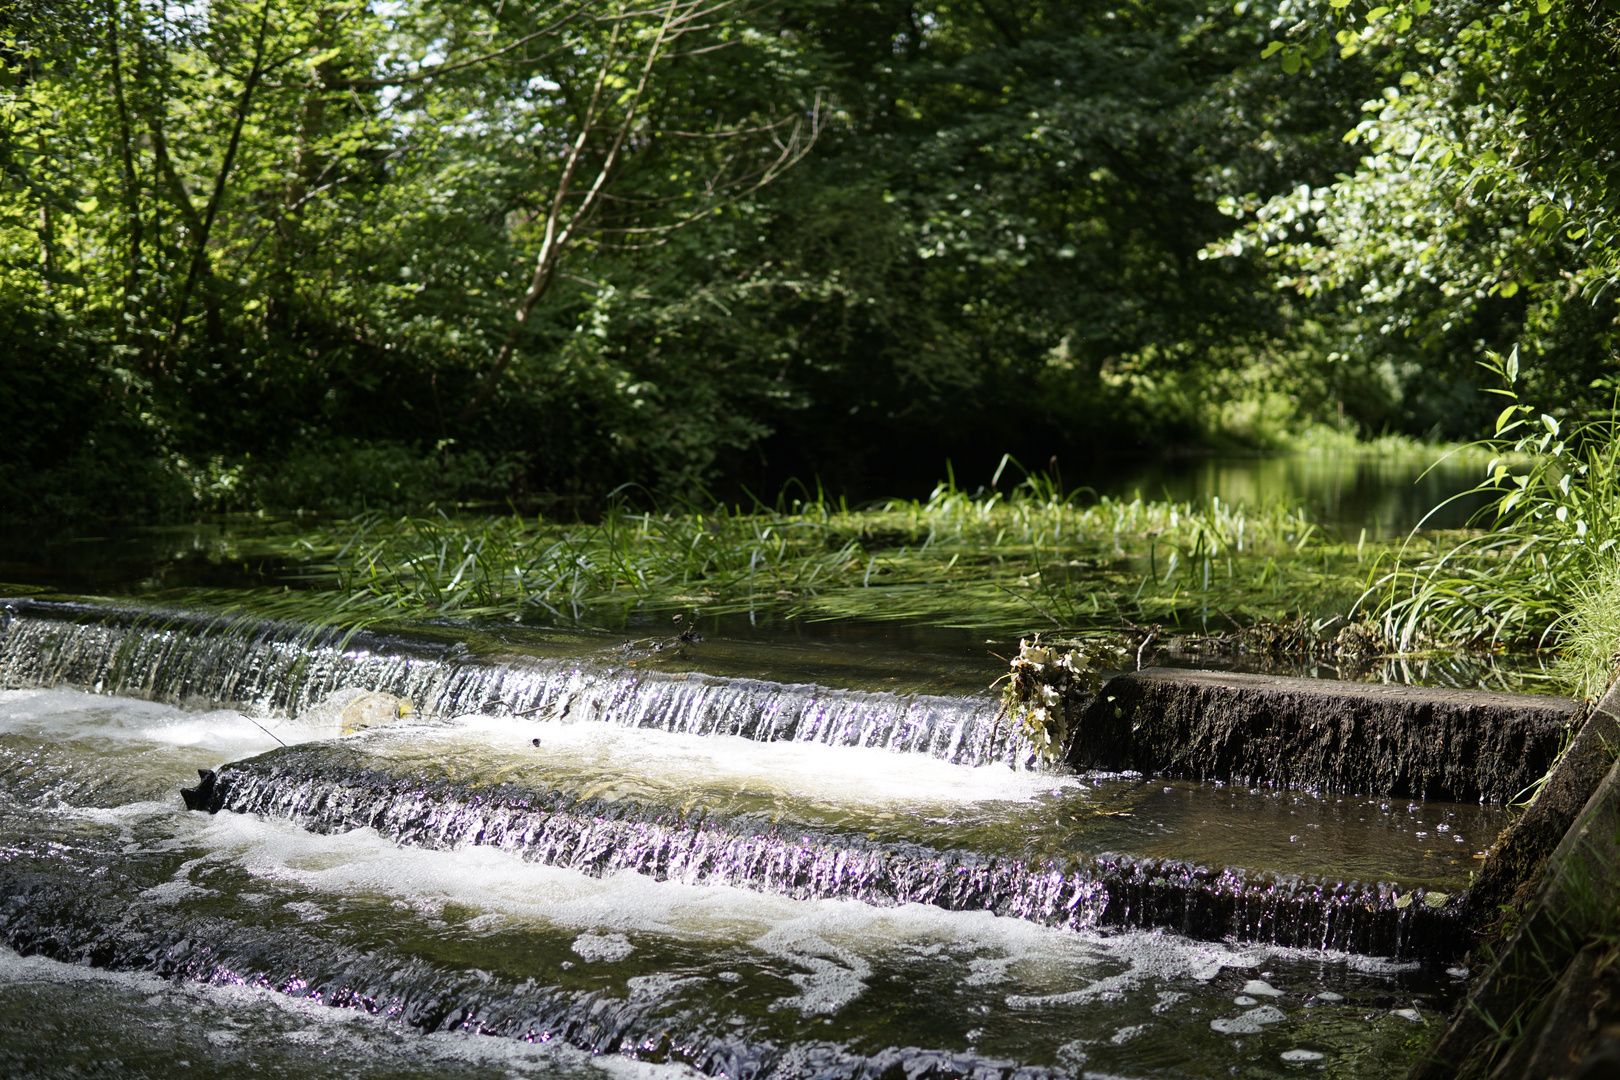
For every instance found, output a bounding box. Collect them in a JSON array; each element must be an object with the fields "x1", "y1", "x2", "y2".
[
  {"x1": 196, "y1": 736, "x2": 1467, "y2": 958},
  {"x1": 0, "y1": 592, "x2": 1559, "y2": 1077},
  {"x1": 0, "y1": 598, "x2": 1022, "y2": 766}
]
